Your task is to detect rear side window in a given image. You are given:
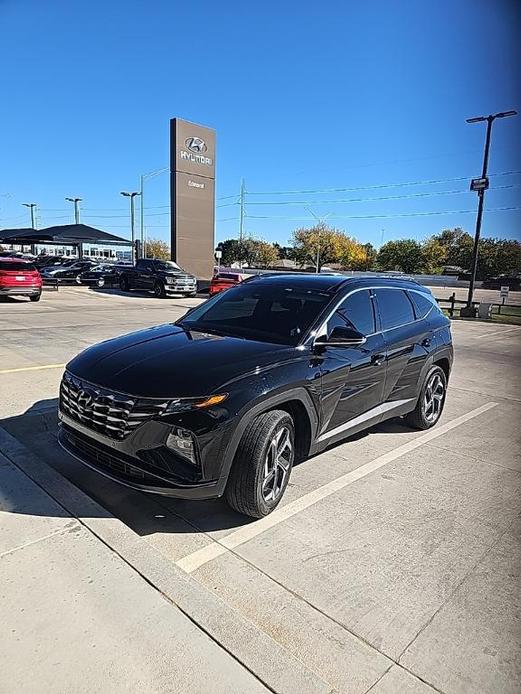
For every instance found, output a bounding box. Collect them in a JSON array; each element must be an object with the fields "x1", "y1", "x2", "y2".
[
  {"x1": 0, "y1": 261, "x2": 36, "y2": 271},
  {"x1": 408, "y1": 291, "x2": 436, "y2": 319},
  {"x1": 375, "y1": 289, "x2": 415, "y2": 330}
]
